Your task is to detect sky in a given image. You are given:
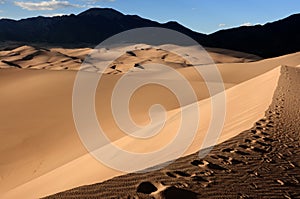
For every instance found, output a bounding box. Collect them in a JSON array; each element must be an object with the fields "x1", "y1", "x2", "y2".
[{"x1": 0, "y1": 0, "x2": 299, "y2": 34}]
